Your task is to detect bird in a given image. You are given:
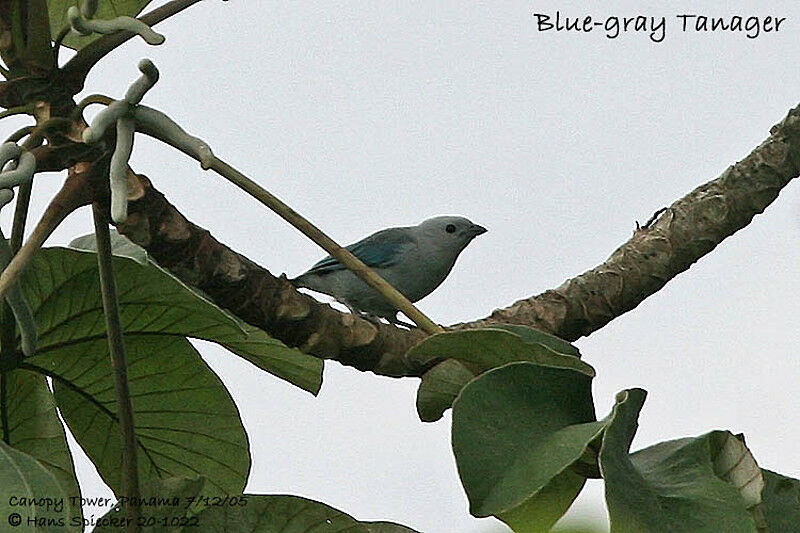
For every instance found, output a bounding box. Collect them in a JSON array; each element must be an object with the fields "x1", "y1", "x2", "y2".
[{"x1": 292, "y1": 215, "x2": 487, "y2": 327}]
